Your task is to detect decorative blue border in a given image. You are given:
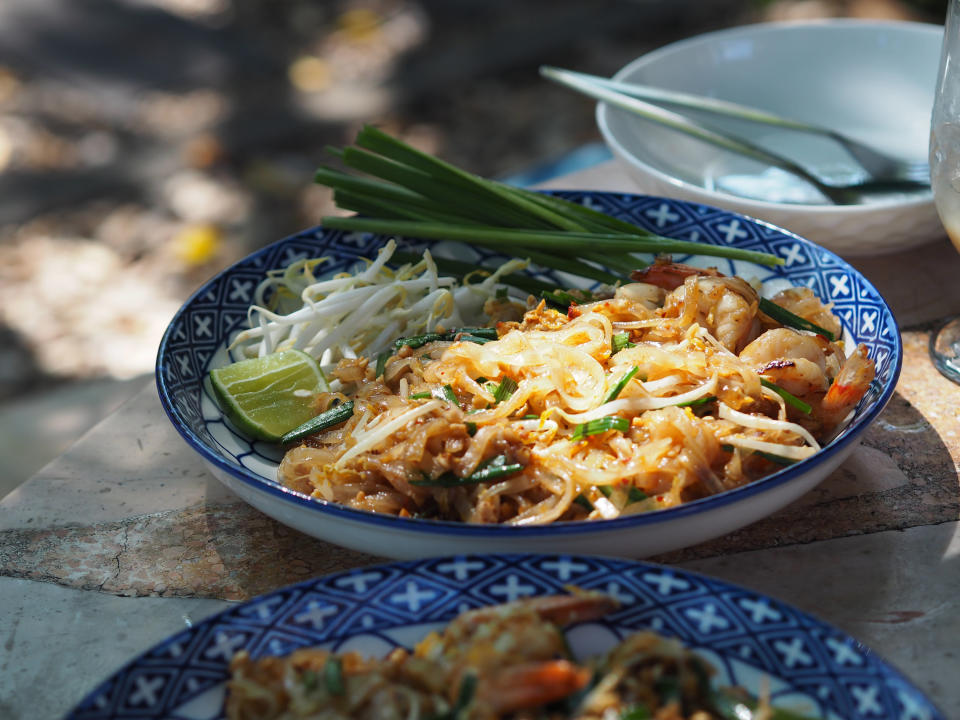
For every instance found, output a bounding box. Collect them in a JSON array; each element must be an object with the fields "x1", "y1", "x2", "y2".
[
  {"x1": 65, "y1": 554, "x2": 942, "y2": 720},
  {"x1": 155, "y1": 191, "x2": 902, "y2": 538}
]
